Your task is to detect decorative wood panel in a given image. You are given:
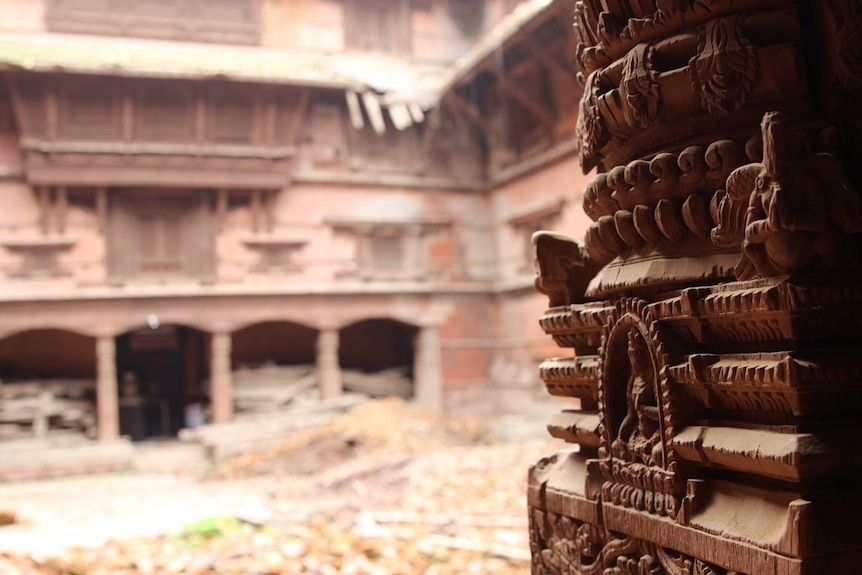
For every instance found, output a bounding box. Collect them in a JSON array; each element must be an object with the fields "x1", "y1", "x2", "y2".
[
  {"x1": 135, "y1": 84, "x2": 194, "y2": 143},
  {"x1": 57, "y1": 78, "x2": 122, "y2": 141},
  {"x1": 108, "y1": 189, "x2": 214, "y2": 283},
  {"x1": 9, "y1": 74, "x2": 296, "y2": 188}
]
